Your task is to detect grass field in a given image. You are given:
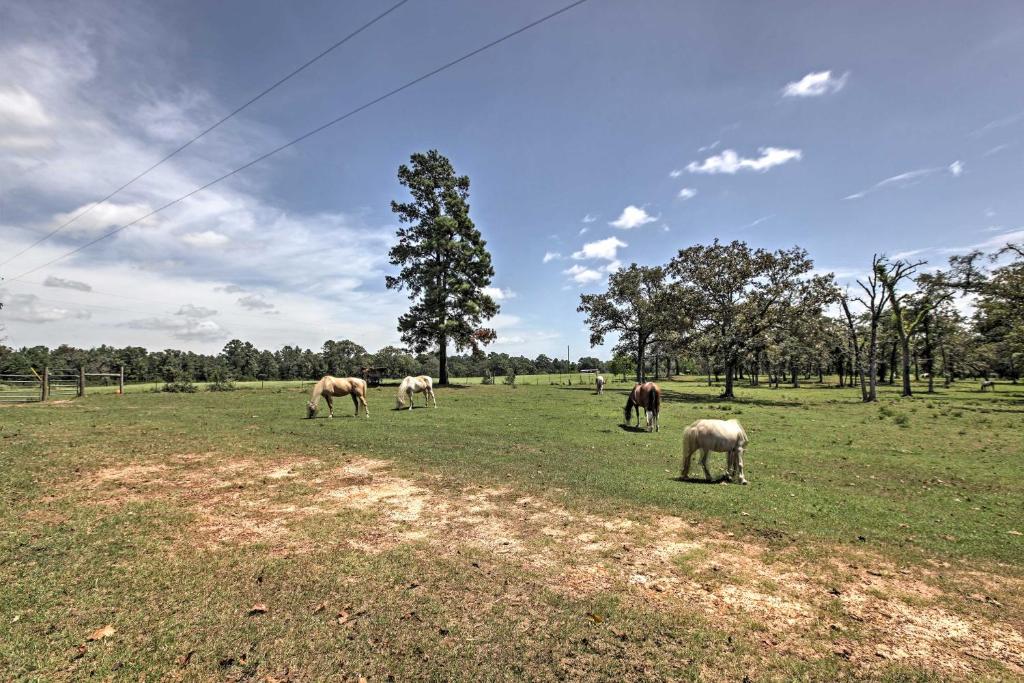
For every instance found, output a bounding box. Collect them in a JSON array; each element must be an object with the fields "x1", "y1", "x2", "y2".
[{"x1": 2, "y1": 377, "x2": 1022, "y2": 680}]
